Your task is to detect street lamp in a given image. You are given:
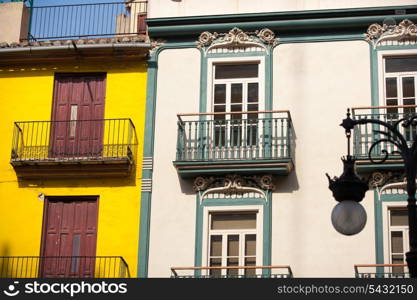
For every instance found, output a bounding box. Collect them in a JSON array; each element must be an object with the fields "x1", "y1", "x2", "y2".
[{"x1": 327, "y1": 109, "x2": 417, "y2": 278}]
